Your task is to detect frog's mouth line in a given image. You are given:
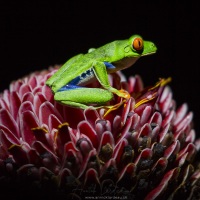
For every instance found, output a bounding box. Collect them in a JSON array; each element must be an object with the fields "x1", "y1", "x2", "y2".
[{"x1": 141, "y1": 51, "x2": 157, "y2": 56}]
